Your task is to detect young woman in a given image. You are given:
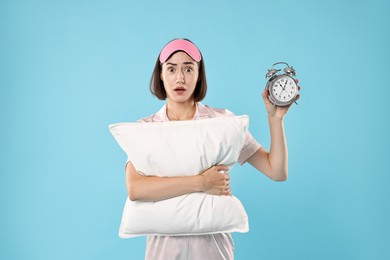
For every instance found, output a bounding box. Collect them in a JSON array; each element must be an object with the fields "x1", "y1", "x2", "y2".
[{"x1": 125, "y1": 38, "x2": 300, "y2": 260}]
